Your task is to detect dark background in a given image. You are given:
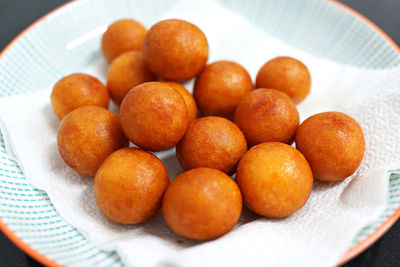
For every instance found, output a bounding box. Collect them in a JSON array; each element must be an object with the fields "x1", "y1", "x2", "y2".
[{"x1": 0, "y1": 0, "x2": 399, "y2": 266}]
